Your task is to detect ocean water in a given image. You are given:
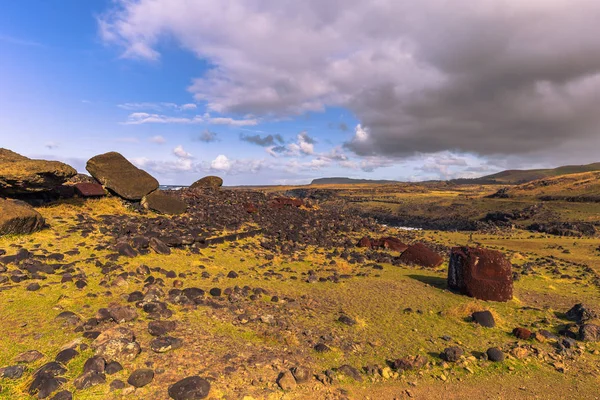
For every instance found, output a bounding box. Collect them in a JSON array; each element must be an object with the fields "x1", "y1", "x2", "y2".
[{"x1": 159, "y1": 185, "x2": 188, "y2": 191}]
